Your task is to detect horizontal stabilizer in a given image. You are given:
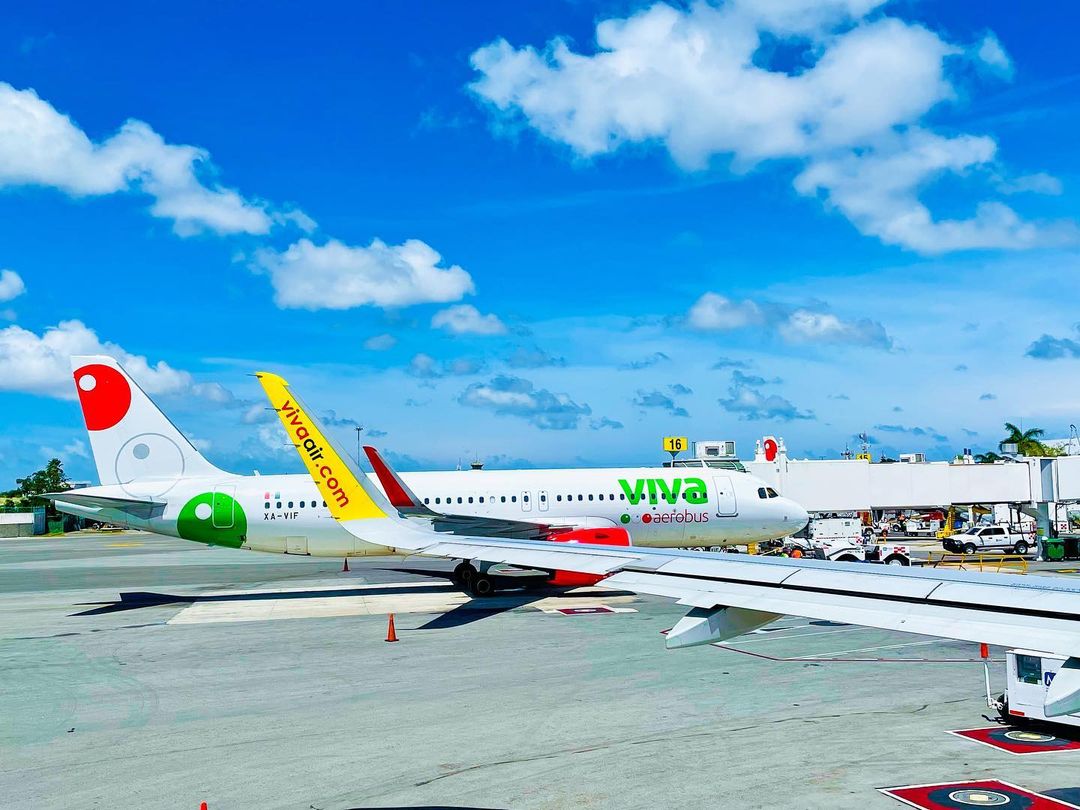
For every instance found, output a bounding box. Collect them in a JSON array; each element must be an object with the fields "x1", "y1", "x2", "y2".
[
  {"x1": 1045, "y1": 657, "x2": 1080, "y2": 717},
  {"x1": 48, "y1": 491, "x2": 165, "y2": 520}
]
